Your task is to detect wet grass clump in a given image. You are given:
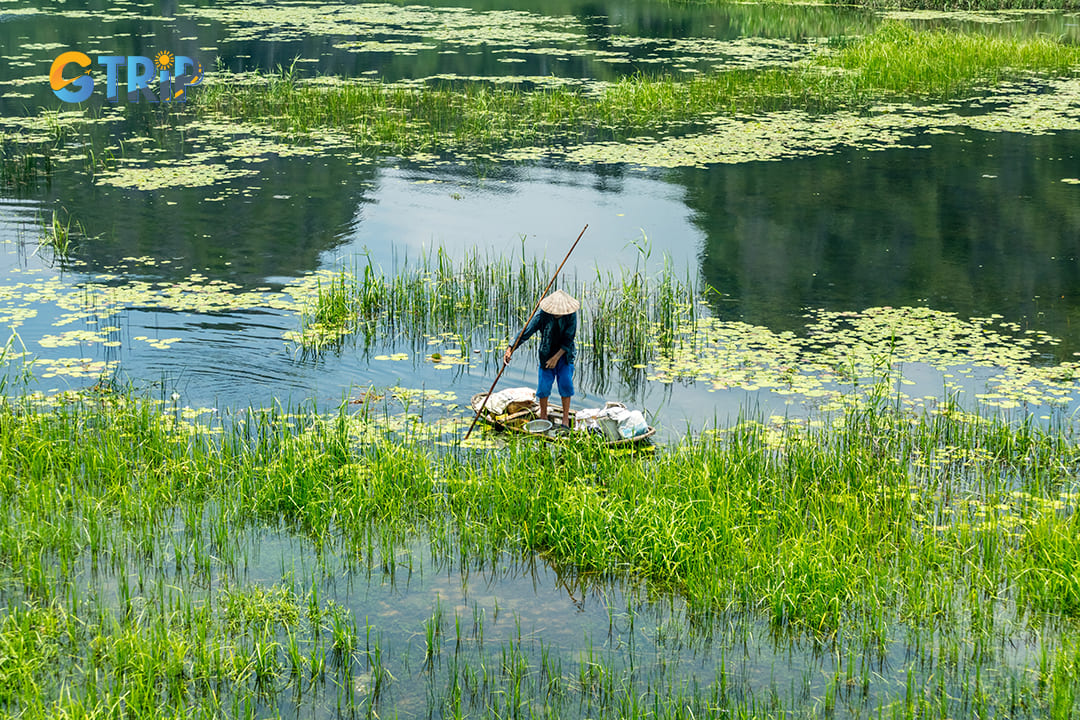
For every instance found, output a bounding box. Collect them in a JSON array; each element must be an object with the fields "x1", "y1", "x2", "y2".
[
  {"x1": 35, "y1": 209, "x2": 81, "y2": 263},
  {"x1": 289, "y1": 248, "x2": 551, "y2": 354},
  {"x1": 831, "y1": 21, "x2": 1080, "y2": 95}
]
